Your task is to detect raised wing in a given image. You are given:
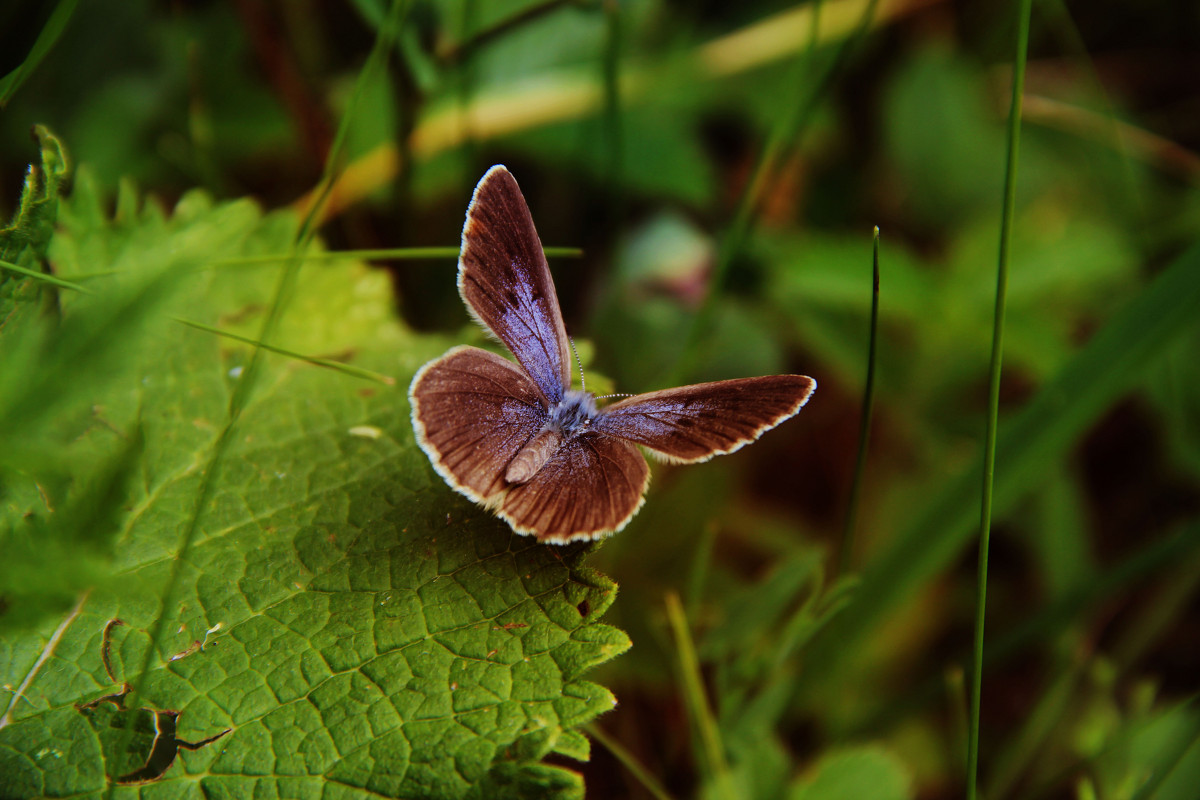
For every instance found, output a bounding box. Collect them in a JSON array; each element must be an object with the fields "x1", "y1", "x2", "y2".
[
  {"x1": 457, "y1": 165, "x2": 571, "y2": 405},
  {"x1": 597, "y1": 375, "x2": 816, "y2": 463},
  {"x1": 409, "y1": 346, "x2": 547, "y2": 503},
  {"x1": 500, "y1": 432, "x2": 650, "y2": 543}
]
